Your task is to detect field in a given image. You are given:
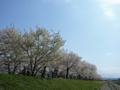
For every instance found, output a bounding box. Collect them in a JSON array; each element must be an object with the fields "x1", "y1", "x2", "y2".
[{"x1": 0, "y1": 73, "x2": 105, "y2": 90}]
